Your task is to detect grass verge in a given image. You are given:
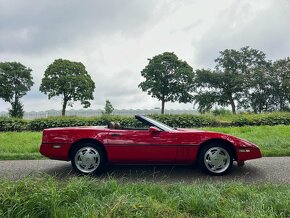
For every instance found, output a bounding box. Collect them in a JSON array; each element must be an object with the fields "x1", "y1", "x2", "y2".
[
  {"x1": 0, "y1": 125, "x2": 289, "y2": 160},
  {"x1": 0, "y1": 176, "x2": 289, "y2": 217},
  {"x1": 0, "y1": 131, "x2": 42, "y2": 160},
  {"x1": 203, "y1": 125, "x2": 290, "y2": 156}
]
